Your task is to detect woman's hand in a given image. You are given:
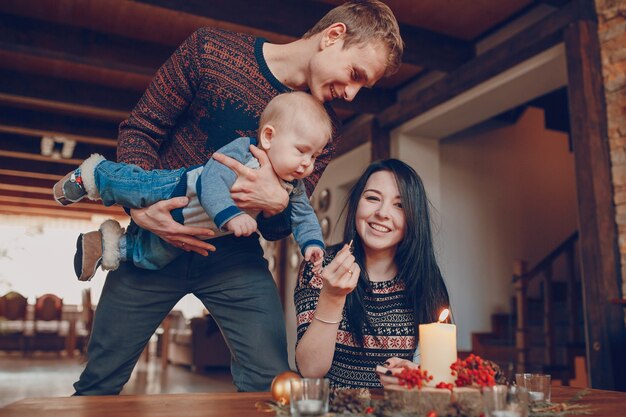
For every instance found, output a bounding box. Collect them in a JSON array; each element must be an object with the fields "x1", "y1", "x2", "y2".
[
  {"x1": 377, "y1": 357, "x2": 418, "y2": 387},
  {"x1": 318, "y1": 244, "x2": 360, "y2": 298},
  {"x1": 212, "y1": 145, "x2": 289, "y2": 217},
  {"x1": 130, "y1": 197, "x2": 217, "y2": 255}
]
